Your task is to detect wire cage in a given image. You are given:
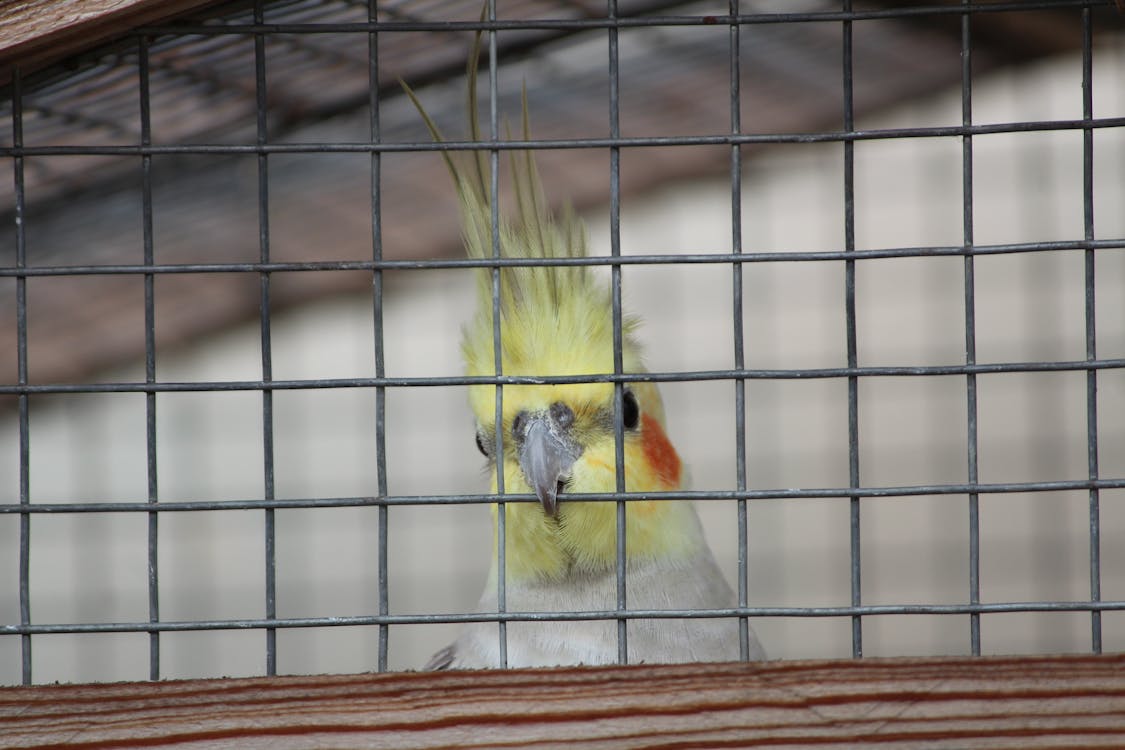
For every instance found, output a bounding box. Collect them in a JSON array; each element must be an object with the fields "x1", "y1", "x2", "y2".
[{"x1": 1, "y1": 0, "x2": 1124, "y2": 687}]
